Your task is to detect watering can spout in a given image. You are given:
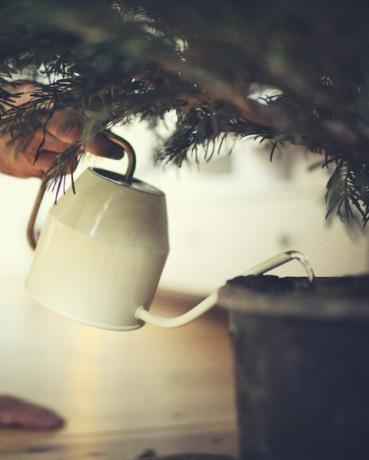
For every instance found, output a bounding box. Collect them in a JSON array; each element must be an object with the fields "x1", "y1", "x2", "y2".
[
  {"x1": 135, "y1": 292, "x2": 219, "y2": 328},
  {"x1": 134, "y1": 250, "x2": 315, "y2": 328}
]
